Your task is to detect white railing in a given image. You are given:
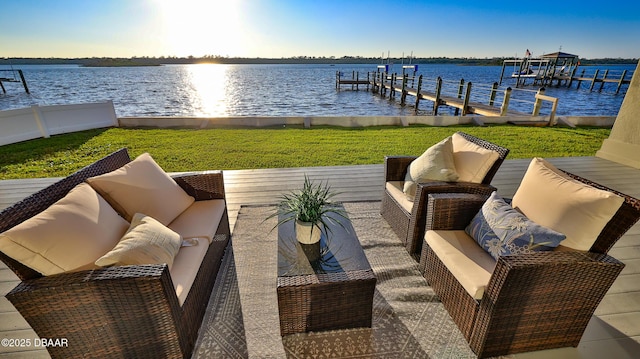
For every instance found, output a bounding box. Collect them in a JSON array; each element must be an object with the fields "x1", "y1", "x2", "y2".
[{"x1": 0, "y1": 101, "x2": 117, "y2": 146}]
